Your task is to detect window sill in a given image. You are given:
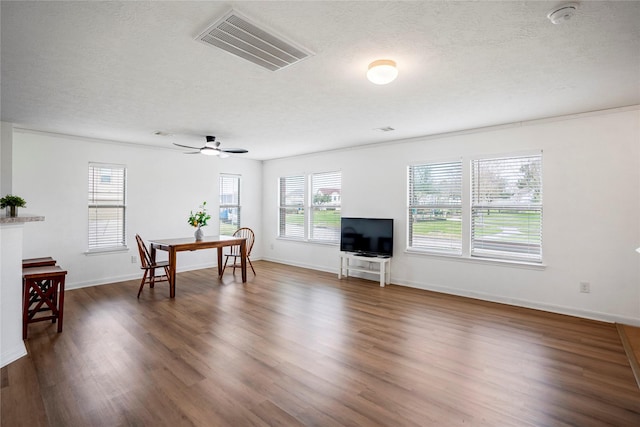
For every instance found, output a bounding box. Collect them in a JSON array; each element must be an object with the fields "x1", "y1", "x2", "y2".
[
  {"x1": 404, "y1": 249, "x2": 546, "y2": 270},
  {"x1": 85, "y1": 246, "x2": 129, "y2": 255},
  {"x1": 276, "y1": 237, "x2": 338, "y2": 246}
]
